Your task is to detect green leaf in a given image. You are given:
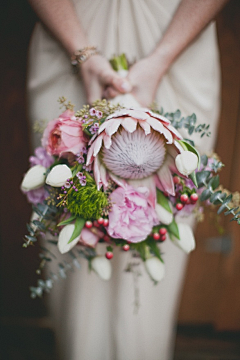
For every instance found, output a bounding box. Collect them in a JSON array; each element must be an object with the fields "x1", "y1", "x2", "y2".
[
  {"x1": 25, "y1": 235, "x2": 37, "y2": 243},
  {"x1": 131, "y1": 241, "x2": 147, "y2": 261},
  {"x1": 147, "y1": 237, "x2": 163, "y2": 262},
  {"x1": 189, "y1": 171, "x2": 198, "y2": 187},
  {"x1": 224, "y1": 207, "x2": 239, "y2": 216},
  {"x1": 196, "y1": 171, "x2": 211, "y2": 187},
  {"x1": 58, "y1": 214, "x2": 76, "y2": 227},
  {"x1": 68, "y1": 217, "x2": 85, "y2": 244},
  {"x1": 217, "y1": 194, "x2": 232, "y2": 214},
  {"x1": 156, "y1": 189, "x2": 172, "y2": 213},
  {"x1": 200, "y1": 188, "x2": 212, "y2": 201},
  {"x1": 208, "y1": 175, "x2": 220, "y2": 190},
  {"x1": 167, "y1": 219, "x2": 180, "y2": 240},
  {"x1": 210, "y1": 190, "x2": 225, "y2": 205},
  {"x1": 32, "y1": 220, "x2": 46, "y2": 231},
  {"x1": 178, "y1": 140, "x2": 201, "y2": 170},
  {"x1": 201, "y1": 154, "x2": 208, "y2": 166}
]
